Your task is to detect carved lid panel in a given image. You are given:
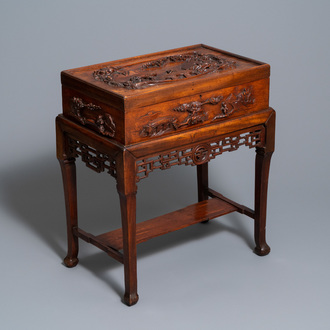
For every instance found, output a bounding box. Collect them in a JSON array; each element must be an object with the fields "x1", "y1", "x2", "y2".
[
  {"x1": 92, "y1": 52, "x2": 237, "y2": 90},
  {"x1": 61, "y1": 44, "x2": 270, "y2": 109}
]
